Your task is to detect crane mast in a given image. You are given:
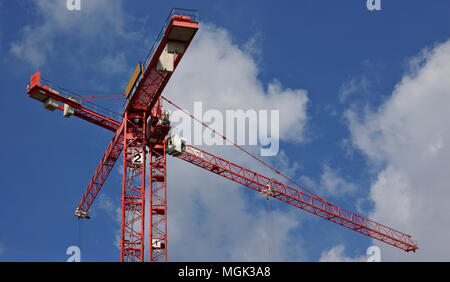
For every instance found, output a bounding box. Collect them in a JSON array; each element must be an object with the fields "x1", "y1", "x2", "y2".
[{"x1": 25, "y1": 8, "x2": 418, "y2": 261}]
